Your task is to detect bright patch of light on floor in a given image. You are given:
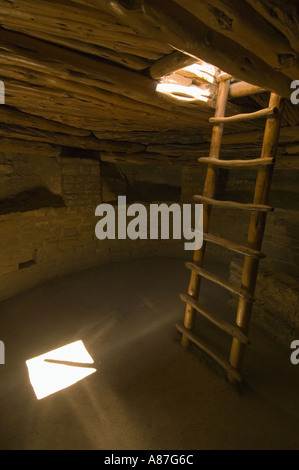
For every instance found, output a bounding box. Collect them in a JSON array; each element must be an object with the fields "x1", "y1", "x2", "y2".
[{"x1": 26, "y1": 340, "x2": 96, "y2": 400}]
